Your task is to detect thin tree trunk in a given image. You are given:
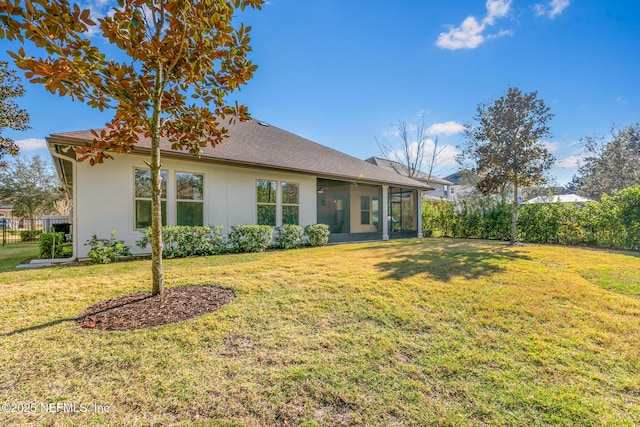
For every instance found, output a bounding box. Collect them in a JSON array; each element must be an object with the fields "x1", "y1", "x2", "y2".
[
  {"x1": 150, "y1": 69, "x2": 164, "y2": 296},
  {"x1": 511, "y1": 180, "x2": 518, "y2": 244}
]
